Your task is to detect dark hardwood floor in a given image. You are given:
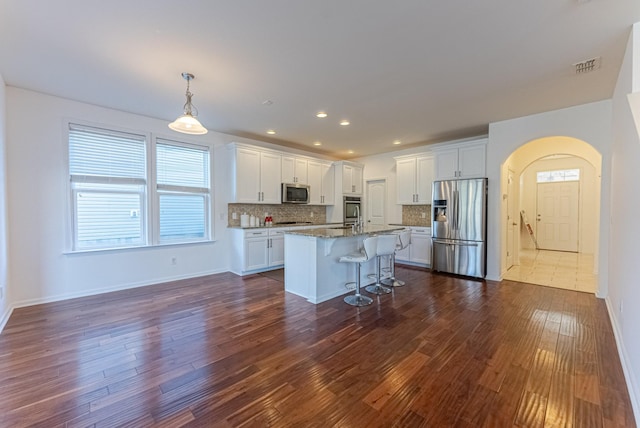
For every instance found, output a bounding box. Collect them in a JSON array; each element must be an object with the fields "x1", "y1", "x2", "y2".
[{"x1": 0, "y1": 267, "x2": 634, "y2": 427}]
